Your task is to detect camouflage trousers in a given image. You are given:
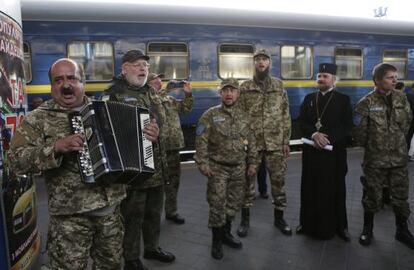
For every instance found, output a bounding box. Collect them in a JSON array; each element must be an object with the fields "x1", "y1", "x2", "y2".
[
  {"x1": 362, "y1": 165, "x2": 411, "y2": 218},
  {"x1": 121, "y1": 185, "x2": 164, "y2": 261},
  {"x1": 242, "y1": 150, "x2": 287, "y2": 210},
  {"x1": 164, "y1": 150, "x2": 181, "y2": 216},
  {"x1": 46, "y1": 207, "x2": 123, "y2": 270},
  {"x1": 207, "y1": 161, "x2": 246, "y2": 227}
]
